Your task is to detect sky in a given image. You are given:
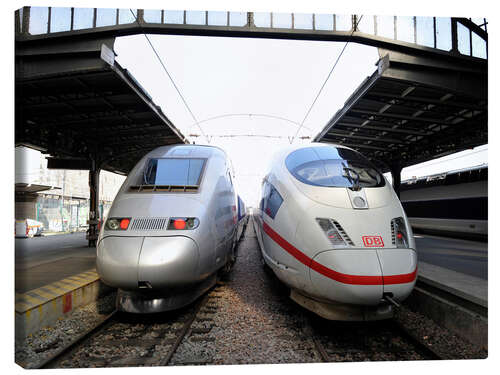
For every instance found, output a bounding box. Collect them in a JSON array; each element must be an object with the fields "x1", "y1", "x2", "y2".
[{"x1": 114, "y1": 35, "x2": 382, "y2": 206}]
